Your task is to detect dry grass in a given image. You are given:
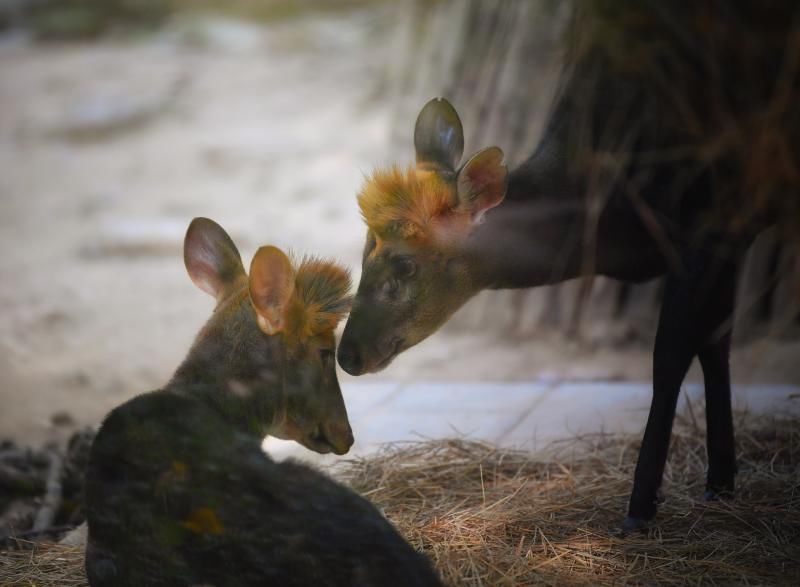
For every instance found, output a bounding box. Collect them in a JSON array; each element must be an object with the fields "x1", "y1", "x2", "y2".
[
  {"x1": 344, "y1": 411, "x2": 800, "y2": 586},
  {"x1": 1, "y1": 412, "x2": 798, "y2": 586},
  {"x1": 0, "y1": 541, "x2": 86, "y2": 586}
]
